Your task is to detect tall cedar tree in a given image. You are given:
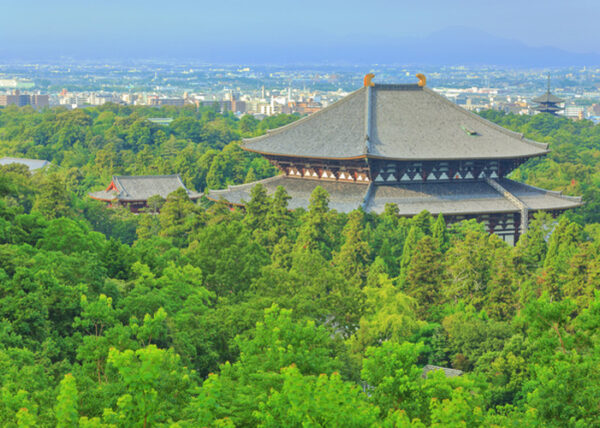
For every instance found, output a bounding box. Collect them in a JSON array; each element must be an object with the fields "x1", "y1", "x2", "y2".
[
  {"x1": 485, "y1": 236, "x2": 519, "y2": 320},
  {"x1": 294, "y1": 186, "x2": 331, "y2": 257},
  {"x1": 399, "y1": 225, "x2": 422, "y2": 285},
  {"x1": 333, "y1": 209, "x2": 370, "y2": 283},
  {"x1": 541, "y1": 218, "x2": 583, "y2": 298},
  {"x1": 403, "y1": 235, "x2": 445, "y2": 317},
  {"x1": 444, "y1": 230, "x2": 495, "y2": 309},
  {"x1": 33, "y1": 174, "x2": 72, "y2": 219},
  {"x1": 158, "y1": 187, "x2": 202, "y2": 247},
  {"x1": 244, "y1": 183, "x2": 271, "y2": 232},
  {"x1": 263, "y1": 185, "x2": 292, "y2": 248},
  {"x1": 432, "y1": 213, "x2": 449, "y2": 252}
]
